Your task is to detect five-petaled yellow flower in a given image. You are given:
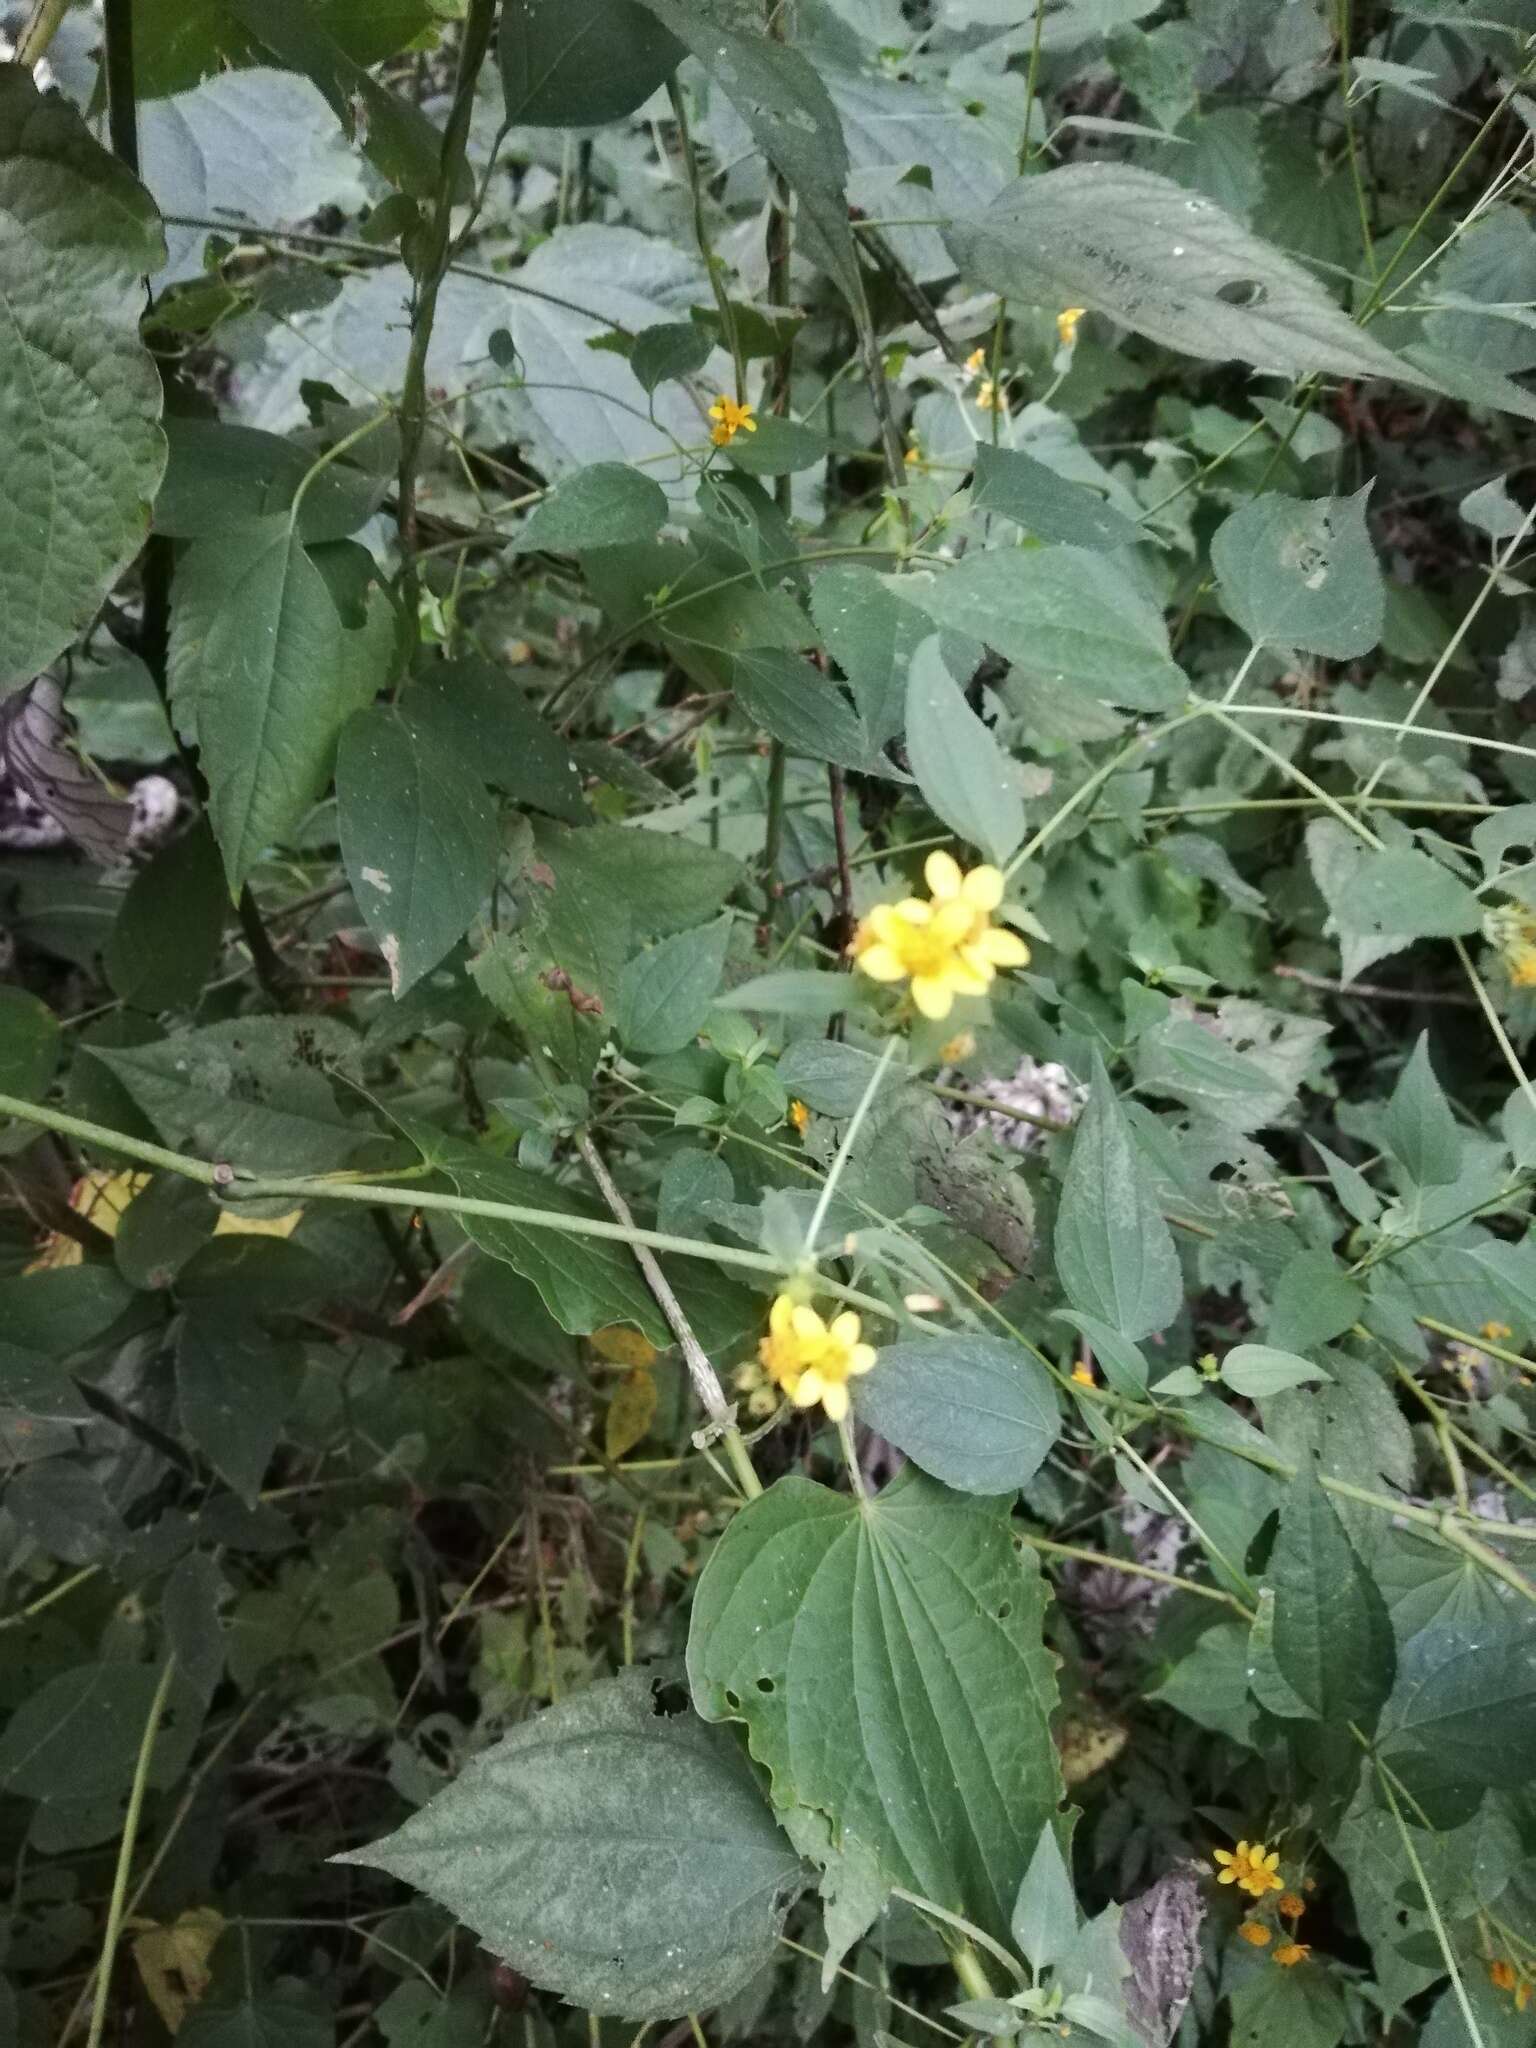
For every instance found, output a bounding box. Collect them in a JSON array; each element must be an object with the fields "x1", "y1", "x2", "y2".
[
  {"x1": 852, "y1": 851, "x2": 1030, "y2": 1020},
  {"x1": 1213, "y1": 1840, "x2": 1283, "y2": 1899},
  {"x1": 1272, "y1": 1943, "x2": 1310, "y2": 1968},
  {"x1": 708, "y1": 395, "x2": 757, "y2": 447},
  {"x1": 1056, "y1": 306, "x2": 1086, "y2": 347},
  {"x1": 757, "y1": 1293, "x2": 876, "y2": 1422}
]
